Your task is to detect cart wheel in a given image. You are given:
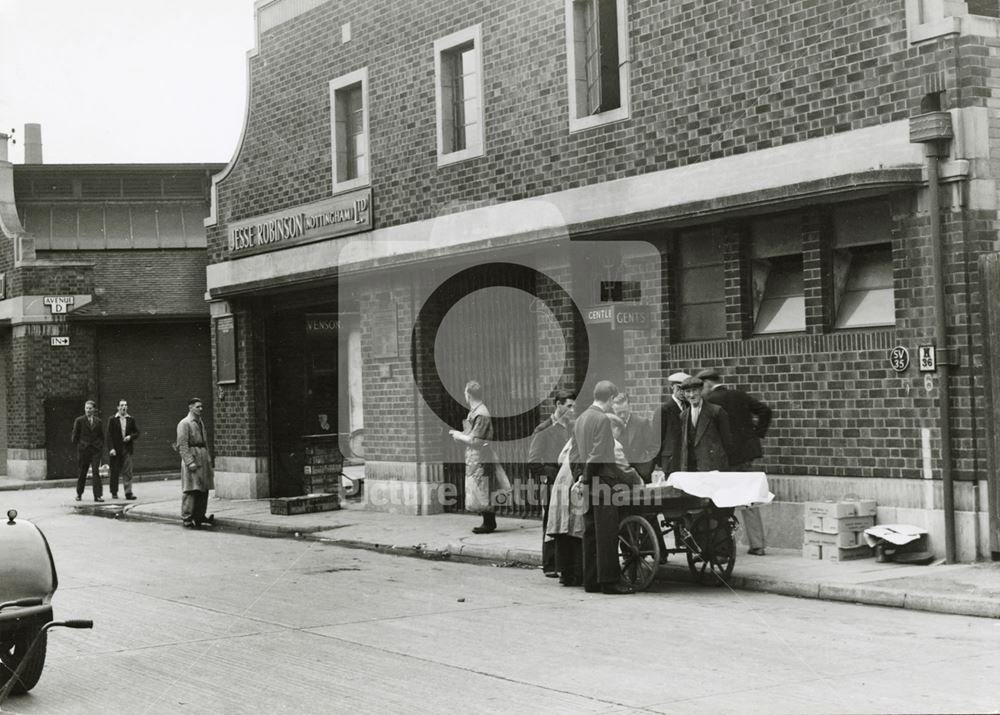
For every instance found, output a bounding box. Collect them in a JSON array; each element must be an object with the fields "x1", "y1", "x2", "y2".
[
  {"x1": 617, "y1": 515, "x2": 661, "y2": 592},
  {"x1": 684, "y1": 511, "x2": 736, "y2": 587},
  {"x1": 0, "y1": 628, "x2": 47, "y2": 694}
]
